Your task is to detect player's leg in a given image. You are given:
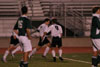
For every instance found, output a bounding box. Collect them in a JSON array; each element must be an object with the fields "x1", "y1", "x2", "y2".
[
  {"x1": 91, "y1": 39, "x2": 99, "y2": 67},
  {"x1": 58, "y1": 38, "x2": 63, "y2": 61},
  {"x1": 3, "y1": 45, "x2": 14, "y2": 62},
  {"x1": 96, "y1": 42, "x2": 100, "y2": 66},
  {"x1": 51, "y1": 47, "x2": 56, "y2": 62},
  {"x1": 28, "y1": 45, "x2": 41, "y2": 58},
  {"x1": 42, "y1": 38, "x2": 51, "y2": 57},
  {"x1": 58, "y1": 47, "x2": 63, "y2": 61},
  {"x1": 42, "y1": 44, "x2": 50, "y2": 57},
  {"x1": 51, "y1": 37, "x2": 56, "y2": 62},
  {"x1": 29, "y1": 37, "x2": 44, "y2": 58},
  {"x1": 19, "y1": 36, "x2": 32, "y2": 67},
  {"x1": 11, "y1": 45, "x2": 21, "y2": 58}
]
